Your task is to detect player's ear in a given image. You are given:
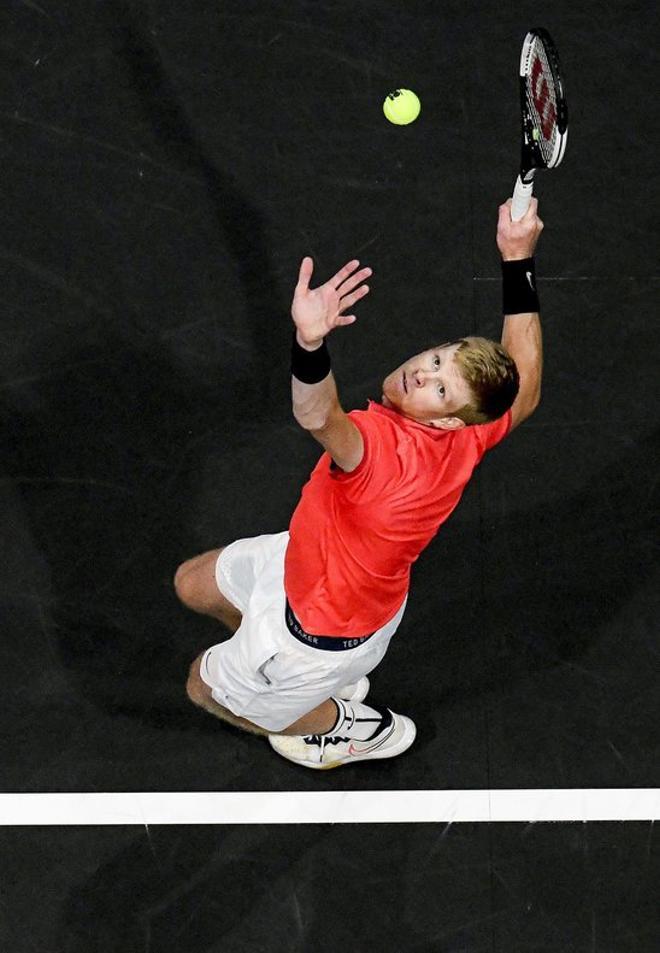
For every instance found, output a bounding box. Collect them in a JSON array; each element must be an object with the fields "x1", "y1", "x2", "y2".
[{"x1": 430, "y1": 416, "x2": 466, "y2": 431}]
